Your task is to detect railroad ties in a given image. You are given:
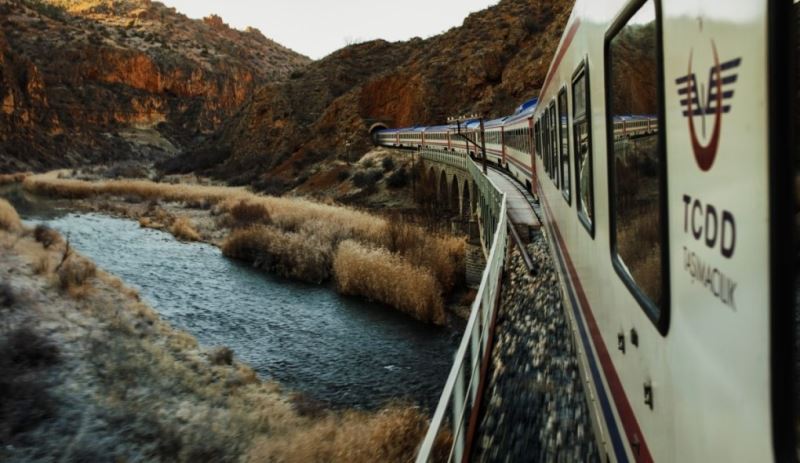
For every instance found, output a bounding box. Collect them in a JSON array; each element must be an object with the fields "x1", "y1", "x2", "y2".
[{"x1": 468, "y1": 166, "x2": 599, "y2": 462}]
